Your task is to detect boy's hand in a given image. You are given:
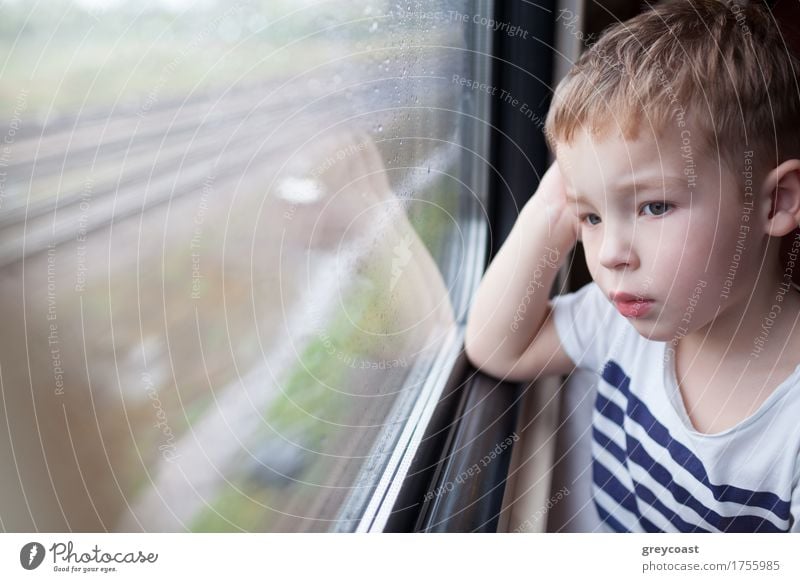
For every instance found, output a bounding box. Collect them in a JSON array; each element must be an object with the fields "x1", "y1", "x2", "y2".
[{"x1": 524, "y1": 161, "x2": 580, "y2": 253}]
